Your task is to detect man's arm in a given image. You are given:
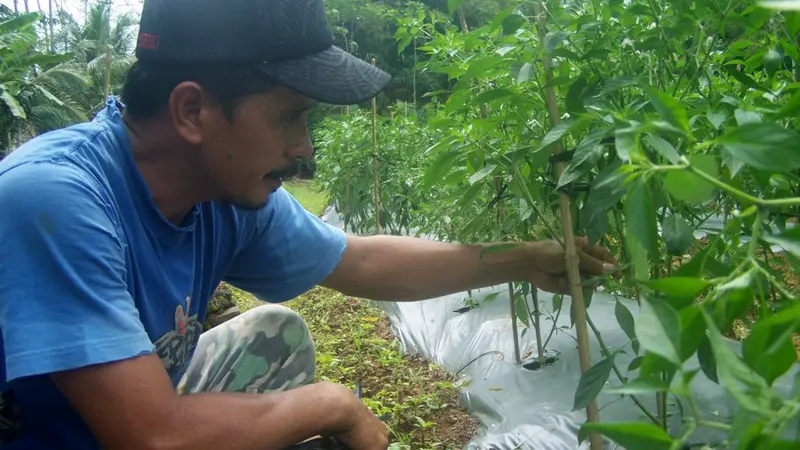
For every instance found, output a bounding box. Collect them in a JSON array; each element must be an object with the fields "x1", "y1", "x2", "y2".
[
  {"x1": 320, "y1": 234, "x2": 618, "y2": 302},
  {"x1": 0, "y1": 164, "x2": 367, "y2": 449},
  {"x1": 51, "y1": 356, "x2": 363, "y2": 450}
]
